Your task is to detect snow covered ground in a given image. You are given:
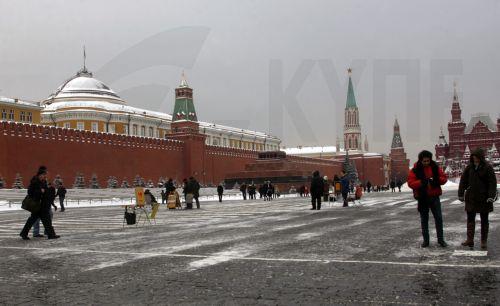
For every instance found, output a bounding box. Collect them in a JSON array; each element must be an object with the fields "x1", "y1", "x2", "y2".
[{"x1": 0, "y1": 187, "x2": 296, "y2": 212}]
